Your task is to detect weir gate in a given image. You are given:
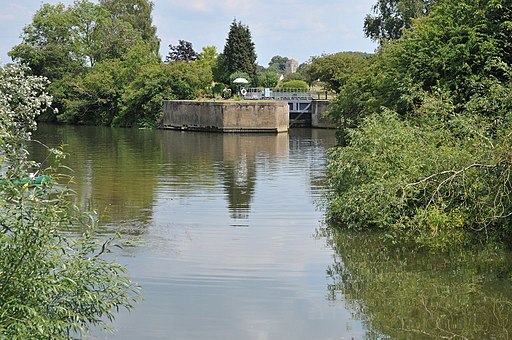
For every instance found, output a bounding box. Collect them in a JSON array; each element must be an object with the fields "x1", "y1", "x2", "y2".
[{"x1": 241, "y1": 88, "x2": 319, "y2": 127}]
